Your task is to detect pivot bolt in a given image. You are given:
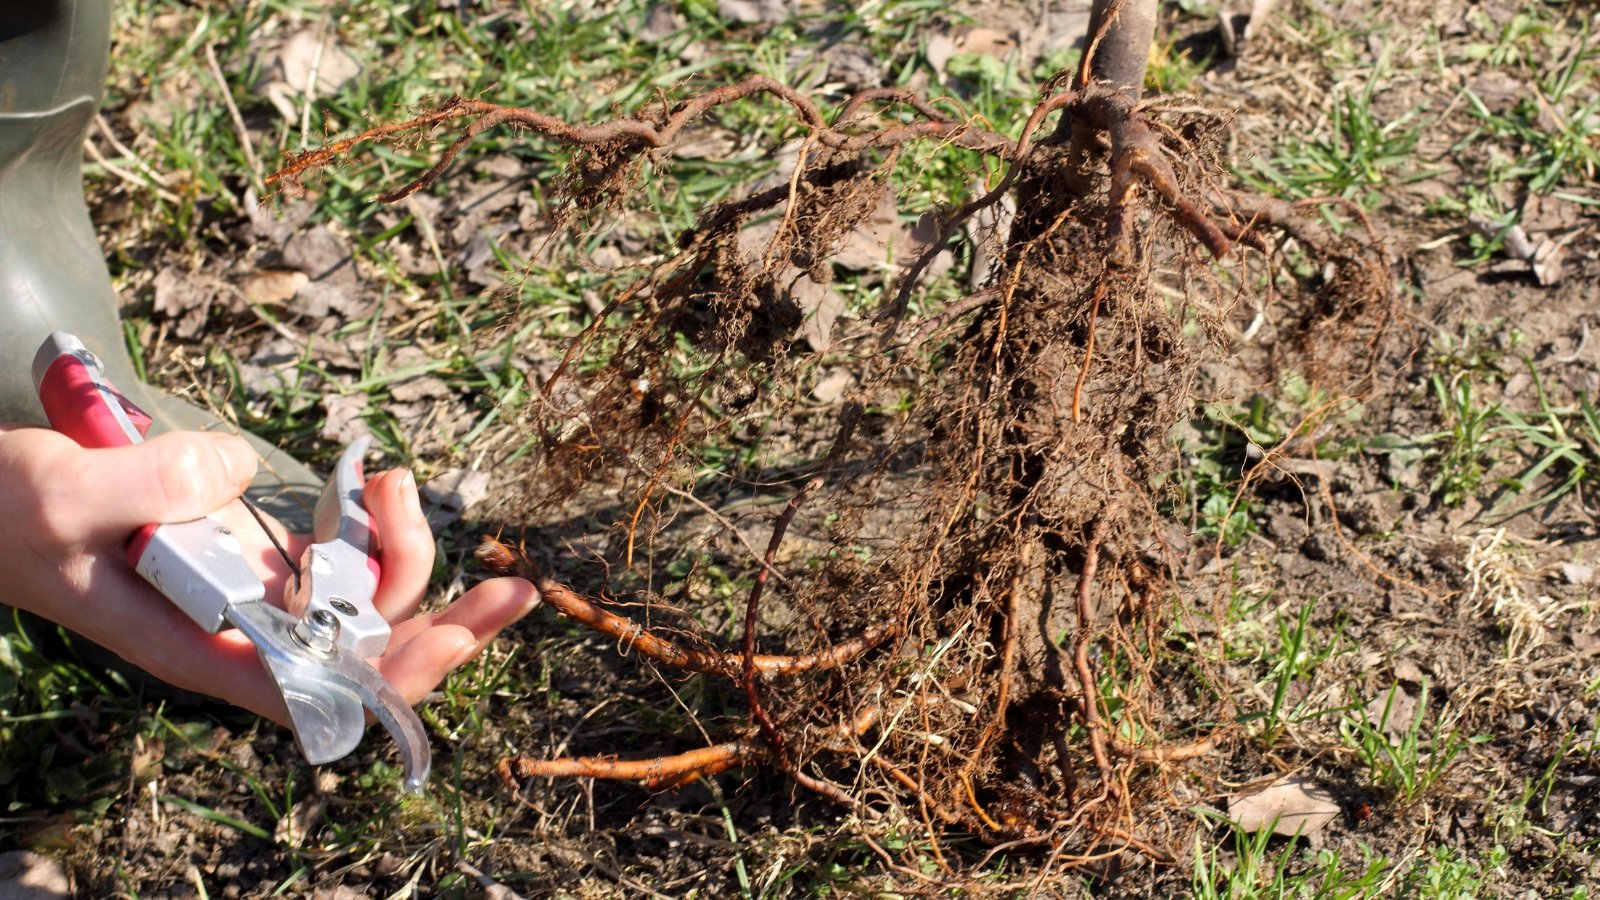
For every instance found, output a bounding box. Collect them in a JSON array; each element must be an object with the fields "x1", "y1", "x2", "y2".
[{"x1": 293, "y1": 608, "x2": 341, "y2": 654}]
